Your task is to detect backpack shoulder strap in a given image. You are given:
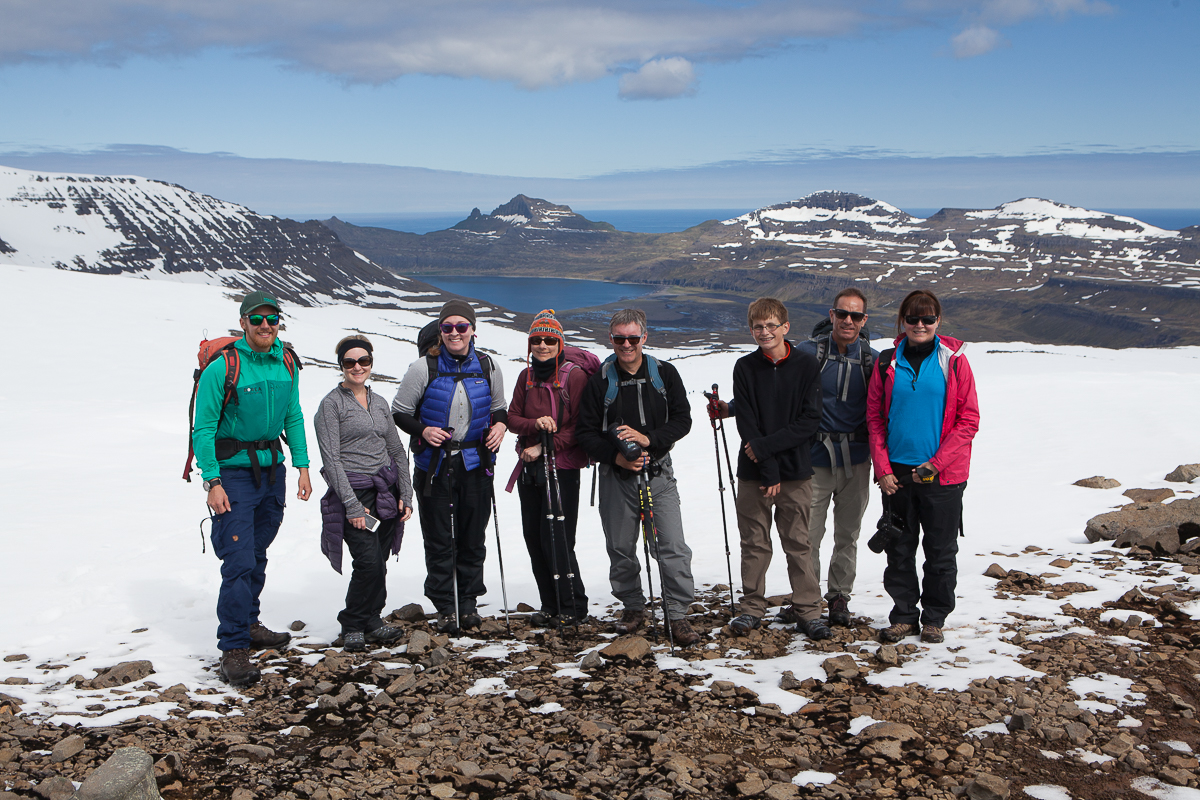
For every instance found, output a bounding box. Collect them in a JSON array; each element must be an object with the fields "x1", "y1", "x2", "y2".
[
  {"x1": 858, "y1": 336, "x2": 874, "y2": 381},
  {"x1": 644, "y1": 355, "x2": 667, "y2": 398},
  {"x1": 813, "y1": 335, "x2": 830, "y2": 371},
  {"x1": 221, "y1": 346, "x2": 240, "y2": 408}
]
